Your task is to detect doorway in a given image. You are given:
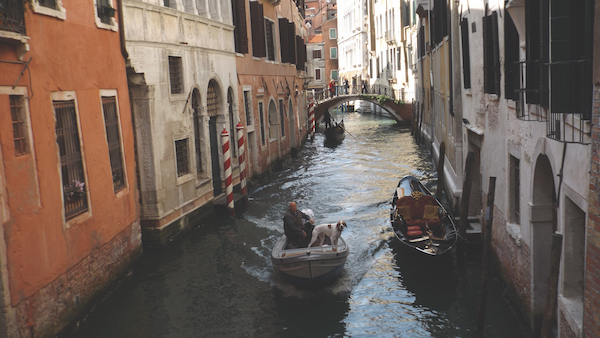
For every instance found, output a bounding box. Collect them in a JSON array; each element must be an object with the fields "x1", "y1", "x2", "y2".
[{"x1": 209, "y1": 116, "x2": 222, "y2": 196}]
